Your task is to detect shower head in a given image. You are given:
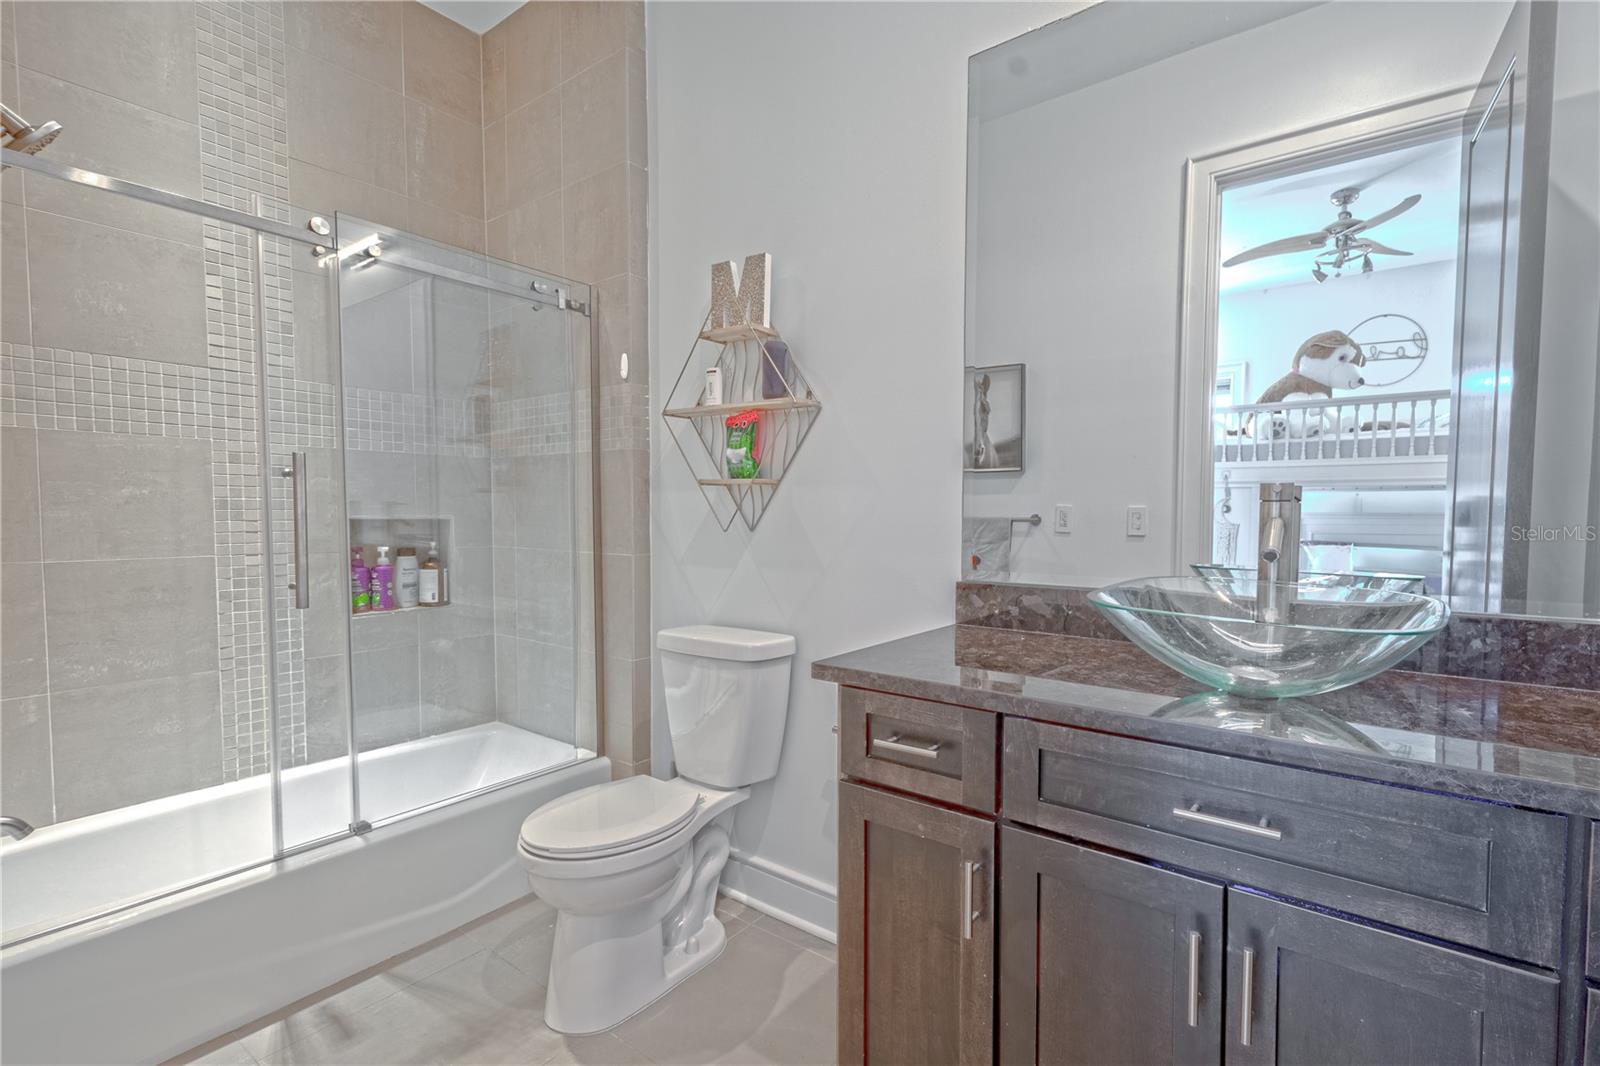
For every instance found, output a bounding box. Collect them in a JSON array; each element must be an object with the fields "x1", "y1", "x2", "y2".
[{"x1": 0, "y1": 102, "x2": 62, "y2": 160}]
